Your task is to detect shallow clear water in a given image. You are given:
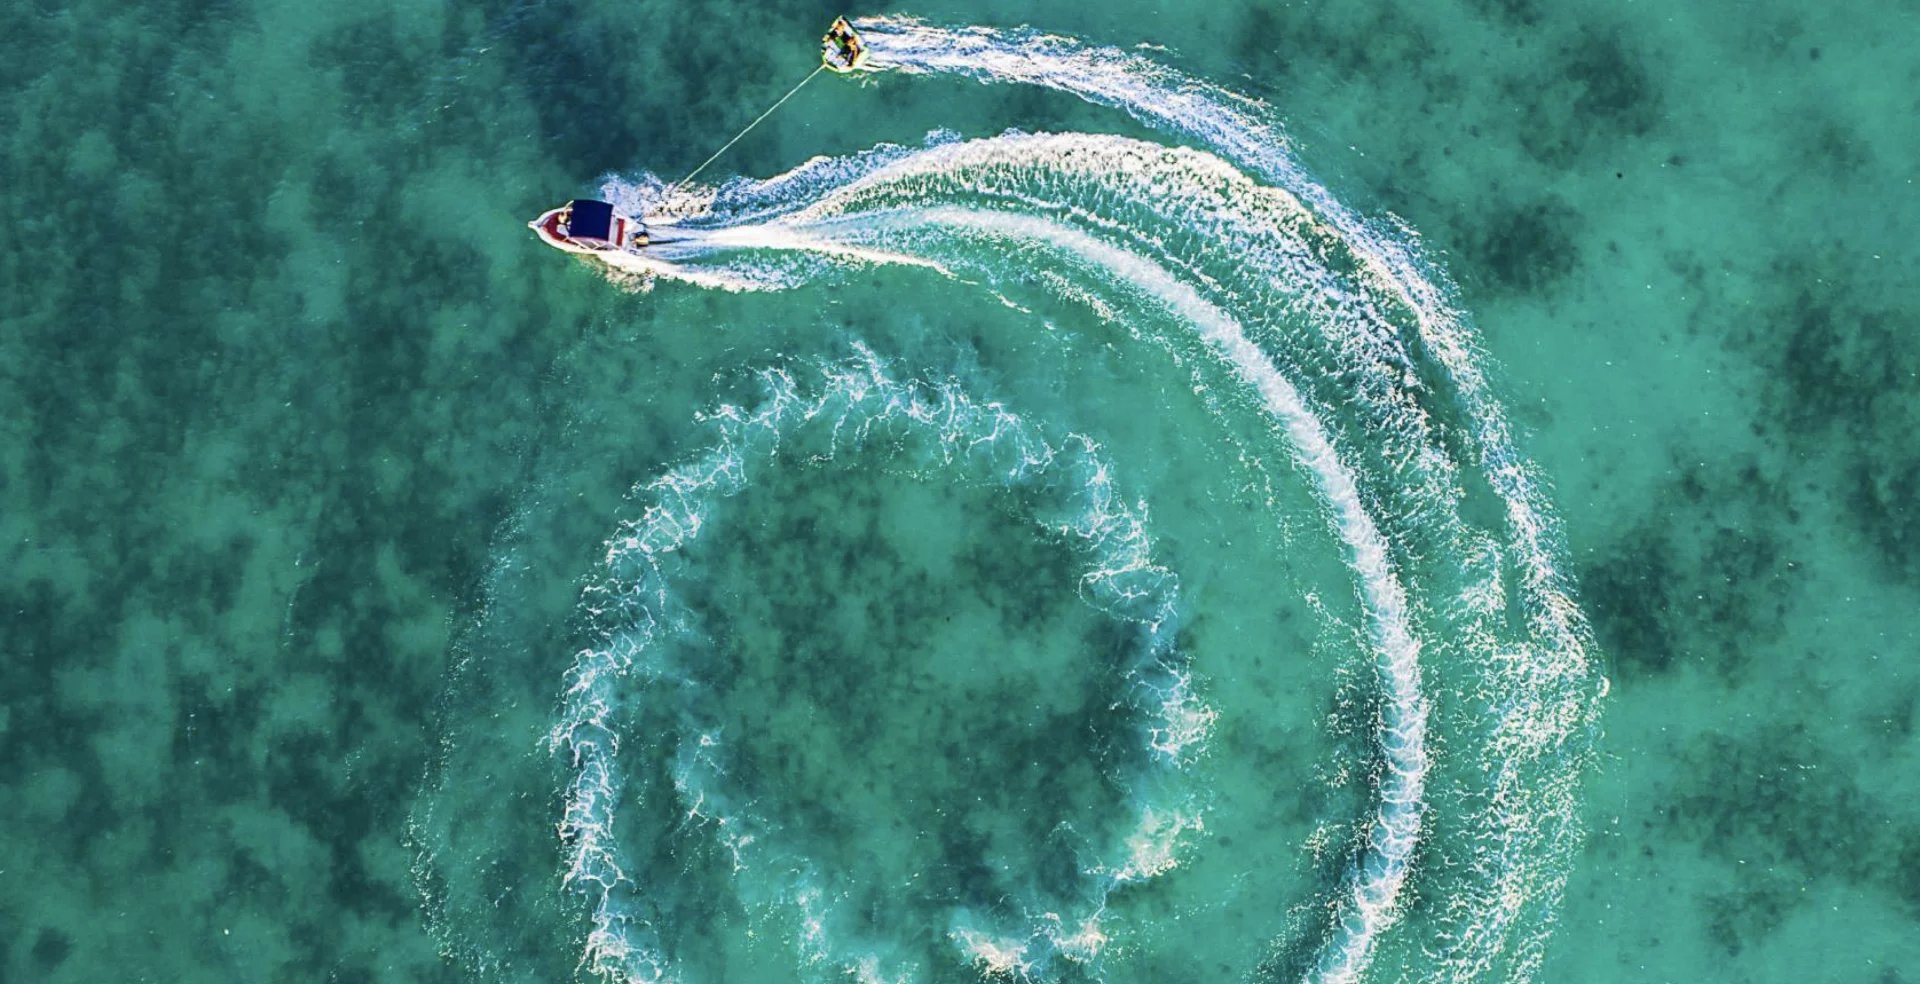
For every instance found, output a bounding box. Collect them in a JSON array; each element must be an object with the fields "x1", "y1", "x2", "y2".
[{"x1": 2, "y1": 1, "x2": 1916, "y2": 982}]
